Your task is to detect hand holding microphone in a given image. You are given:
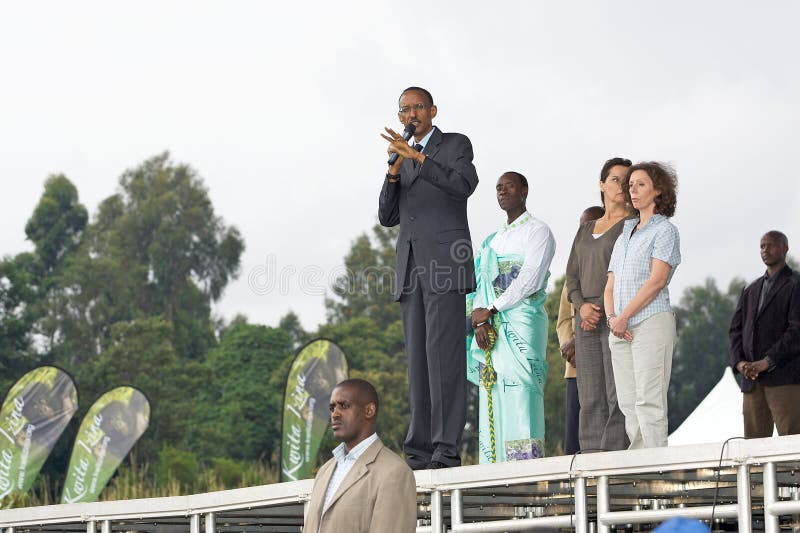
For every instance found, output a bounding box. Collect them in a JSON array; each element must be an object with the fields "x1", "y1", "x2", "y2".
[
  {"x1": 386, "y1": 123, "x2": 416, "y2": 165},
  {"x1": 381, "y1": 123, "x2": 417, "y2": 174}
]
